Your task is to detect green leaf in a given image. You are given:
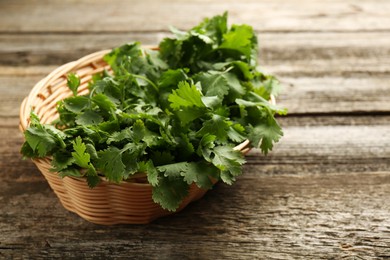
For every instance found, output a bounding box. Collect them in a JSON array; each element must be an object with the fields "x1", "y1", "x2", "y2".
[
  {"x1": 51, "y1": 152, "x2": 75, "y2": 172},
  {"x1": 175, "y1": 133, "x2": 195, "y2": 161},
  {"x1": 197, "y1": 134, "x2": 216, "y2": 161},
  {"x1": 92, "y1": 93, "x2": 117, "y2": 113},
  {"x1": 183, "y1": 162, "x2": 216, "y2": 189},
  {"x1": 195, "y1": 71, "x2": 229, "y2": 97},
  {"x1": 58, "y1": 168, "x2": 83, "y2": 179},
  {"x1": 86, "y1": 167, "x2": 100, "y2": 188},
  {"x1": 151, "y1": 151, "x2": 175, "y2": 166},
  {"x1": 132, "y1": 119, "x2": 145, "y2": 143},
  {"x1": 67, "y1": 73, "x2": 81, "y2": 96},
  {"x1": 201, "y1": 96, "x2": 220, "y2": 109},
  {"x1": 227, "y1": 123, "x2": 247, "y2": 143},
  {"x1": 107, "y1": 127, "x2": 132, "y2": 144},
  {"x1": 219, "y1": 24, "x2": 256, "y2": 59},
  {"x1": 174, "y1": 108, "x2": 204, "y2": 126},
  {"x1": 145, "y1": 160, "x2": 159, "y2": 186},
  {"x1": 159, "y1": 69, "x2": 188, "y2": 89},
  {"x1": 97, "y1": 147, "x2": 125, "y2": 183},
  {"x1": 20, "y1": 141, "x2": 36, "y2": 159},
  {"x1": 71, "y1": 136, "x2": 91, "y2": 168},
  {"x1": 24, "y1": 126, "x2": 58, "y2": 156},
  {"x1": 210, "y1": 146, "x2": 246, "y2": 184},
  {"x1": 196, "y1": 114, "x2": 231, "y2": 143},
  {"x1": 157, "y1": 162, "x2": 188, "y2": 178},
  {"x1": 191, "y1": 11, "x2": 227, "y2": 44},
  {"x1": 247, "y1": 113, "x2": 283, "y2": 155},
  {"x1": 168, "y1": 81, "x2": 205, "y2": 109},
  {"x1": 75, "y1": 110, "x2": 103, "y2": 125},
  {"x1": 152, "y1": 176, "x2": 189, "y2": 211},
  {"x1": 85, "y1": 143, "x2": 98, "y2": 160},
  {"x1": 63, "y1": 96, "x2": 89, "y2": 113}
]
